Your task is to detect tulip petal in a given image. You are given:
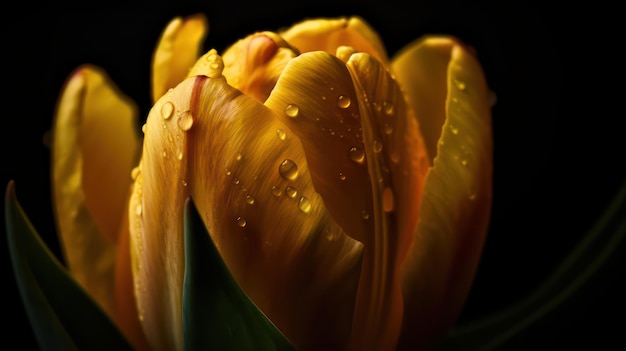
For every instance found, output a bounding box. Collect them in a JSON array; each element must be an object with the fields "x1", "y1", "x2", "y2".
[
  {"x1": 279, "y1": 16, "x2": 388, "y2": 65},
  {"x1": 219, "y1": 31, "x2": 298, "y2": 102},
  {"x1": 152, "y1": 14, "x2": 208, "y2": 102},
  {"x1": 391, "y1": 37, "x2": 493, "y2": 350},
  {"x1": 131, "y1": 73, "x2": 362, "y2": 351},
  {"x1": 51, "y1": 65, "x2": 140, "y2": 321},
  {"x1": 265, "y1": 49, "x2": 430, "y2": 350}
]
